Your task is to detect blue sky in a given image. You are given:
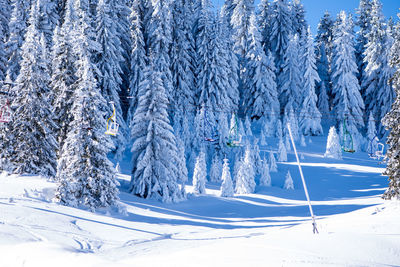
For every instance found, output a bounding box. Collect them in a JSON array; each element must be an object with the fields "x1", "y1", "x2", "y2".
[{"x1": 212, "y1": 0, "x2": 399, "y2": 33}]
